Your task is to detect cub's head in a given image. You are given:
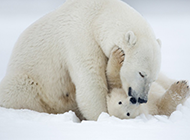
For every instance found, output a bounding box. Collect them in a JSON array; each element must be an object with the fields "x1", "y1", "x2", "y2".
[
  {"x1": 120, "y1": 31, "x2": 161, "y2": 104},
  {"x1": 107, "y1": 88, "x2": 142, "y2": 119}
]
